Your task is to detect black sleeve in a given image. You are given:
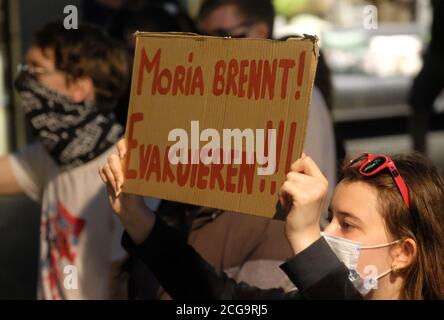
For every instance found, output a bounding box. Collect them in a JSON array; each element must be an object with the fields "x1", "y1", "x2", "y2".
[
  {"x1": 280, "y1": 237, "x2": 363, "y2": 300},
  {"x1": 122, "y1": 217, "x2": 362, "y2": 300}
]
